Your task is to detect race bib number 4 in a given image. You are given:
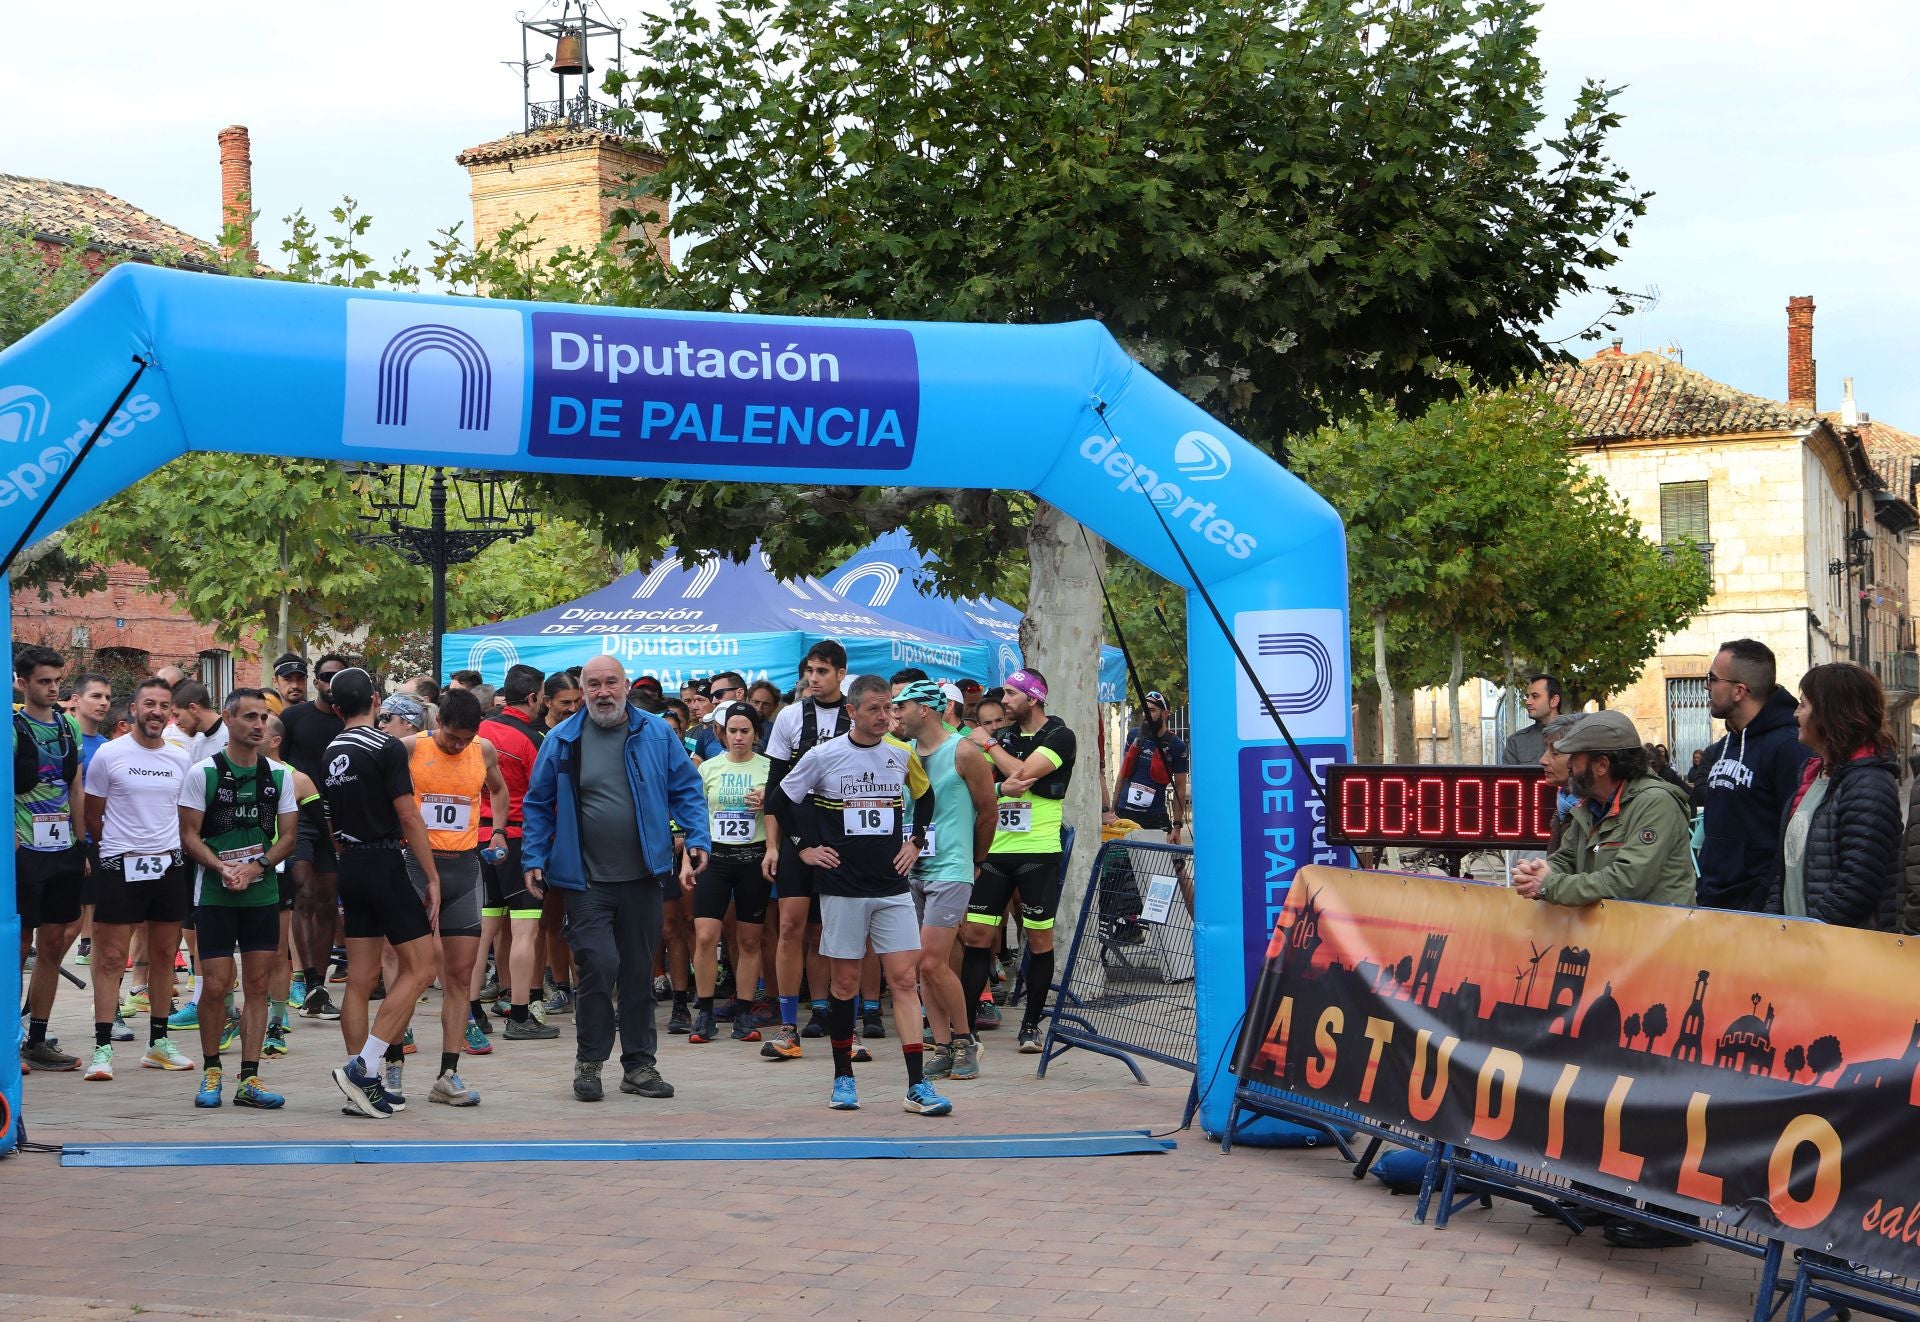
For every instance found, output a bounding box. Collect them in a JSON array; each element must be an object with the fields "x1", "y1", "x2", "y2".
[
  {"x1": 1124, "y1": 781, "x2": 1158, "y2": 810},
  {"x1": 31, "y1": 813, "x2": 71, "y2": 849},
  {"x1": 844, "y1": 799, "x2": 896, "y2": 836},
  {"x1": 423, "y1": 794, "x2": 472, "y2": 832},
  {"x1": 126, "y1": 853, "x2": 170, "y2": 881},
  {"x1": 712, "y1": 809, "x2": 755, "y2": 843},
  {"x1": 917, "y1": 825, "x2": 938, "y2": 859},
  {"x1": 997, "y1": 800, "x2": 1033, "y2": 833}
]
